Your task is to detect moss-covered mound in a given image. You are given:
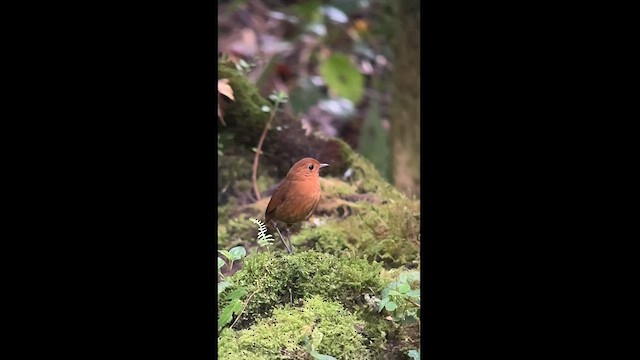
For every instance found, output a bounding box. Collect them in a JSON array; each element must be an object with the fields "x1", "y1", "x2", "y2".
[
  {"x1": 218, "y1": 296, "x2": 370, "y2": 360},
  {"x1": 293, "y1": 199, "x2": 420, "y2": 268},
  {"x1": 219, "y1": 250, "x2": 385, "y2": 327}
]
